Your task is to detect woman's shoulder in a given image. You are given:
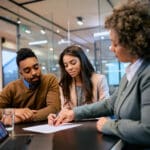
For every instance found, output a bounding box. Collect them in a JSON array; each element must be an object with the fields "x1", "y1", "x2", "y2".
[{"x1": 91, "y1": 73, "x2": 106, "y2": 80}]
